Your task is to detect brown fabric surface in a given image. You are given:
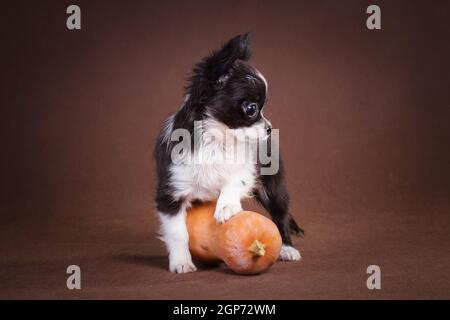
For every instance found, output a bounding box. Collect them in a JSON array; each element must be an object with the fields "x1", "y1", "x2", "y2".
[{"x1": 1, "y1": 0, "x2": 449, "y2": 299}]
